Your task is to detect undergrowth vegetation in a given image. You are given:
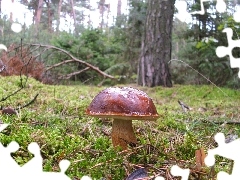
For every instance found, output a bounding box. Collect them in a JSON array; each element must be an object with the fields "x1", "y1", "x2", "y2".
[{"x1": 0, "y1": 76, "x2": 240, "y2": 179}]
